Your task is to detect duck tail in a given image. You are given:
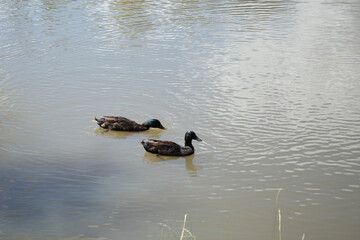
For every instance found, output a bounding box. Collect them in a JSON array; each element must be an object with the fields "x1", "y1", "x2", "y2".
[{"x1": 92, "y1": 117, "x2": 101, "y2": 126}]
